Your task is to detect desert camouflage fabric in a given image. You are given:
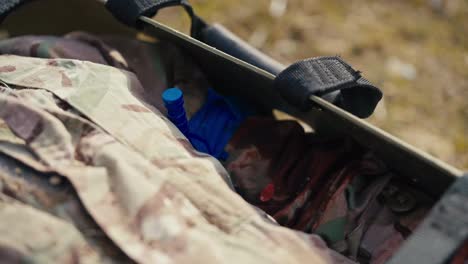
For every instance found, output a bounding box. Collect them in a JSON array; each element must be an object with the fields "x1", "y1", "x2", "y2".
[
  {"x1": 0, "y1": 54, "x2": 356, "y2": 264},
  {"x1": 0, "y1": 32, "x2": 209, "y2": 118}
]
